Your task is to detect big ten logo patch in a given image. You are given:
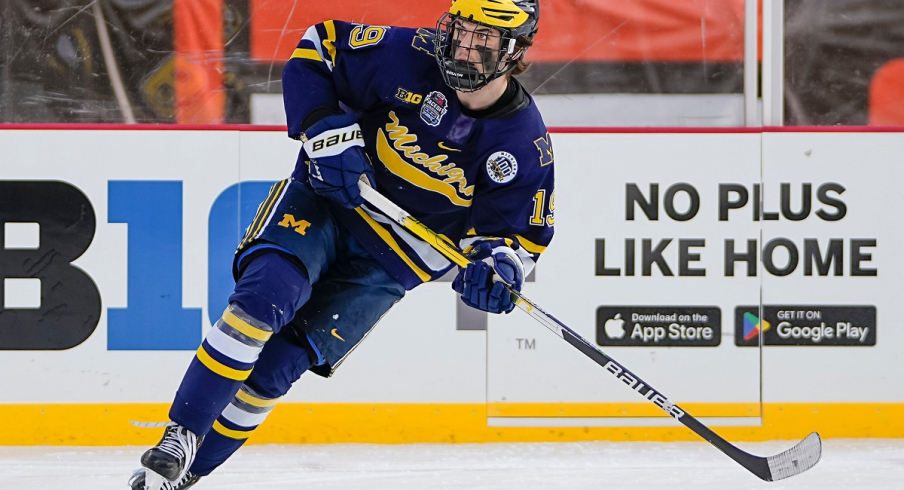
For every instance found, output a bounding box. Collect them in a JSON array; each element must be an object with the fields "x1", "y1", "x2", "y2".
[{"x1": 395, "y1": 87, "x2": 423, "y2": 105}]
